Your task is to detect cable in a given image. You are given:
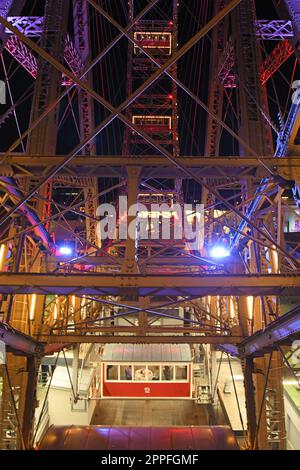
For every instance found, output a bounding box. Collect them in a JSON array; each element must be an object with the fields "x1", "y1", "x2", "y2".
[
  {"x1": 62, "y1": 349, "x2": 78, "y2": 401},
  {"x1": 0, "y1": 54, "x2": 25, "y2": 152},
  {"x1": 227, "y1": 353, "x2": 246, "y2": 435},
  {"x1": 252, "y1": 352, "x2": 273, "y2": 450},
  {"x1": 3, "y1": 363, "x2": 25, "y2": 450},
  {"x1": 212, "y1": 351, "x2": 223, "y2": 402},
  {"x1": 32, "y1": 351, "x2": 61, "y2": 445}
]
